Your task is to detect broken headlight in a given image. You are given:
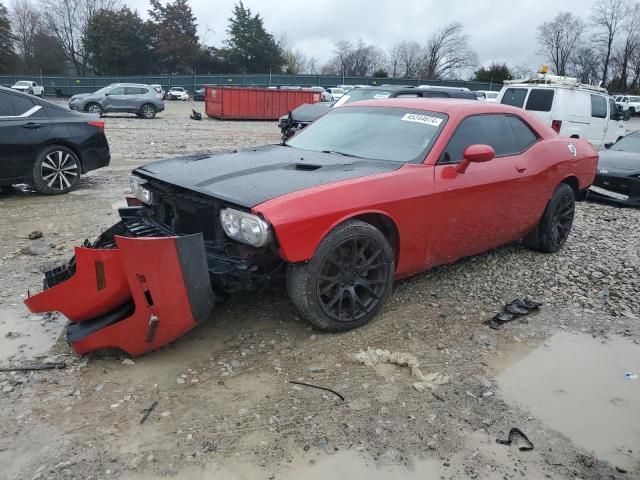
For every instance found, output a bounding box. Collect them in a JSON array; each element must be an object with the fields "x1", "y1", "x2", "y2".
[
  {"x1": 129, "y1": 176, "x2": 155, "y2": 205},
  {"x1": 220, "y1": 208, "x2": 271, "y2": 247}
]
